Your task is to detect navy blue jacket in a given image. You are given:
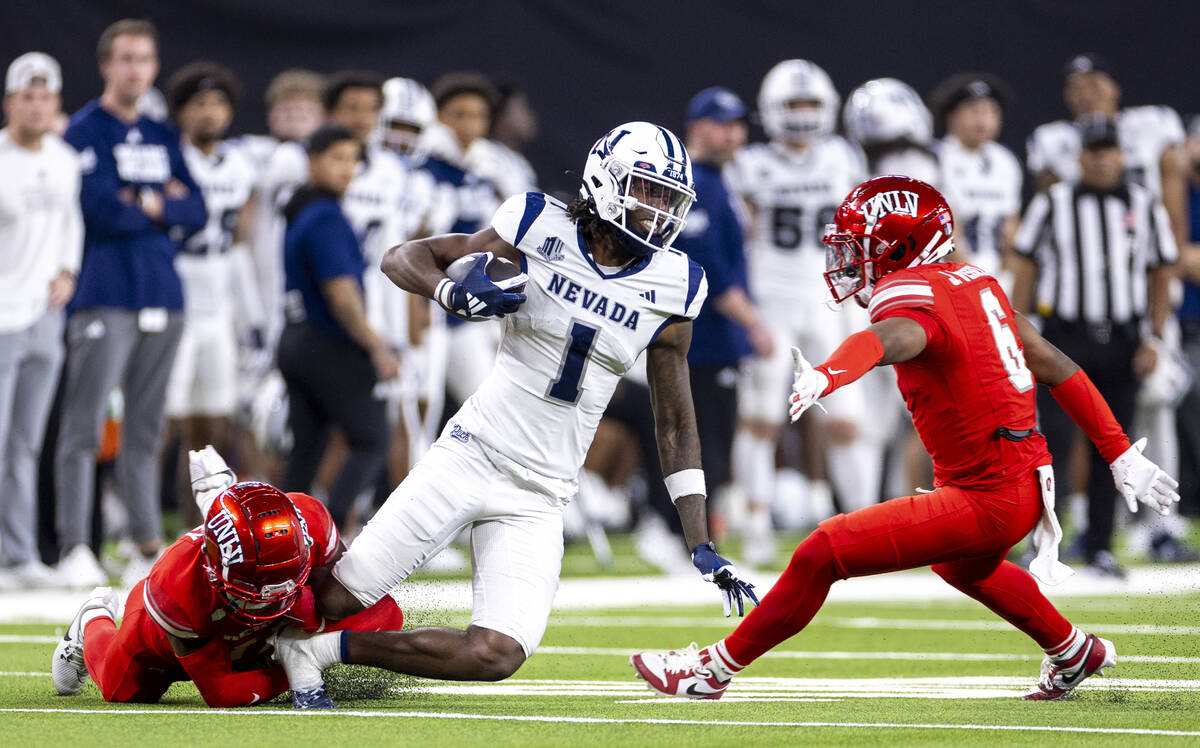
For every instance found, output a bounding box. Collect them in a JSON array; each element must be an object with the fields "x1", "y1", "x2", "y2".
[
  {"x1": 64, "y1": 100, "x2": 206, "y2": 311},
  {"x1": 674, "y1": 161, "x2": 752, "y2": 365},
  {"x1": 283, "y1": 188, "x2": 366, "y2": 347}
]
